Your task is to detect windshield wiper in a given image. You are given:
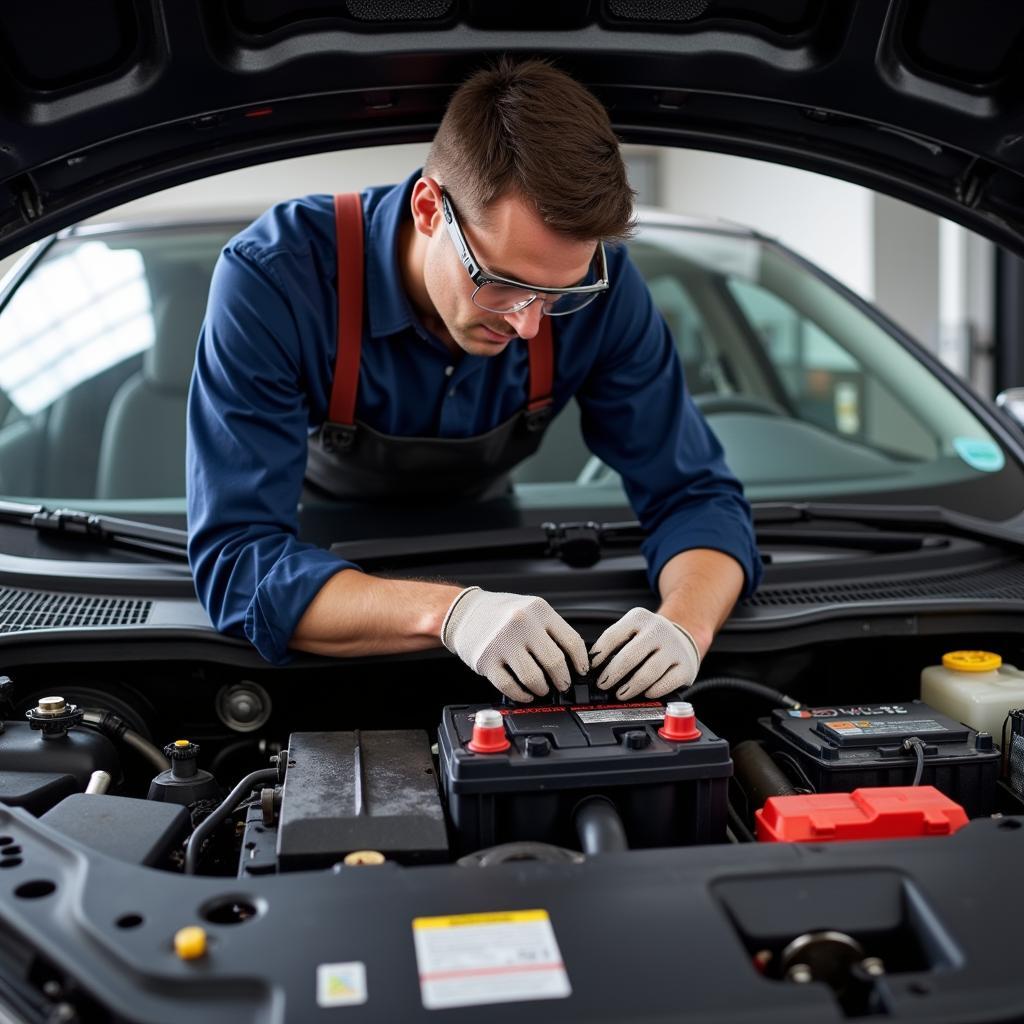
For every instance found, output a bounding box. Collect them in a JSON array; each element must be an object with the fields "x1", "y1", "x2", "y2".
[
  {"x1": 753, "y1": 501, "x2": 1024, "y2": 554},
  {"x1": 331, "y1": 520, "x2": 647, "y2": 570},
  {"x1": 332, "y1": 501, "x2": 1024, "y2": 572},
  {"x1": 0, "y1": 501, "x2": 189, "y2": 561}
]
